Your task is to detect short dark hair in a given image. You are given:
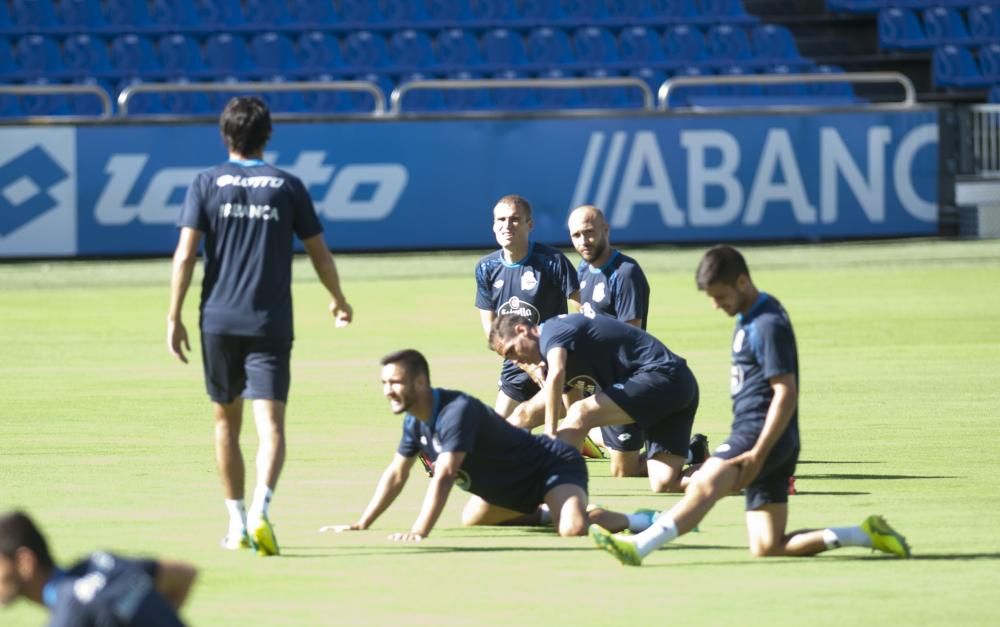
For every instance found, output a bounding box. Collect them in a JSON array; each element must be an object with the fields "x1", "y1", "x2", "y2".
[
  {"x1": 0, "y1": 511, "x2": 54, "y2": 569},
  {"x1": 380, "y1": 349, "x2": 430, "y2": 383},
  {"x1": 496, "y1": 194, "x2": 533, "y2": 220},
  {"x1": 696, "y1": 245, "x2": 751, "y2": 290},
  {"x1": 219, "y1": 96, "x2": 272, "y2": 157},
  {"x1": 488, "y1": 314, "x2": 534, "y2": 350}
]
